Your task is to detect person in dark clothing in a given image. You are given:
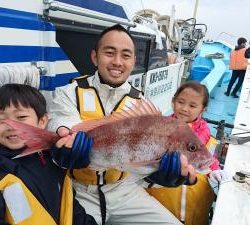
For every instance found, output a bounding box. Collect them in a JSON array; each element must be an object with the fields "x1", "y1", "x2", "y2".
[
  {"x1": 0, "y1": 83, "x2": 97, "y2": 225},
  {"x1": 225, "y1": 37, "x2": 249, "y2": 98}
]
